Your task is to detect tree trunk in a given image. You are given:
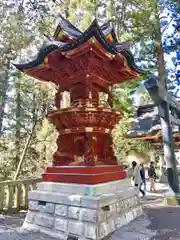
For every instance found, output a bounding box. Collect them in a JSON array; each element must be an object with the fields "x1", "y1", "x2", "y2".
[
  {"x1": 41, "y1": 98, "x2": 47, "y2": 163},
  {"x1": 154, "y1": 0, "x2": 179, "y2": 192},
  {"x1": 0, "y1": 69, "x2": 9, "y2": 134},
  {"x1": 13, "y1": 121, "x2": 37, "y2": 180},
  {"x1": 15, "y1": 82, "x2": 21, "y2": 169}
]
